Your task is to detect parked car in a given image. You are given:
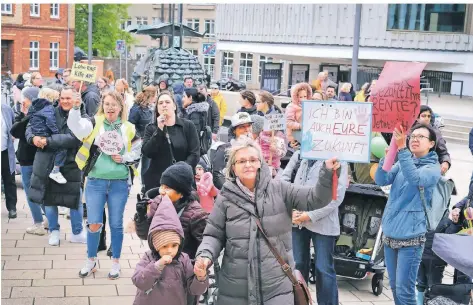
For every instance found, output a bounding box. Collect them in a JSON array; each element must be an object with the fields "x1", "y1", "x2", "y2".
[{"x1": 215, "y1": 78, "x2": 247, "y2": 91}]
